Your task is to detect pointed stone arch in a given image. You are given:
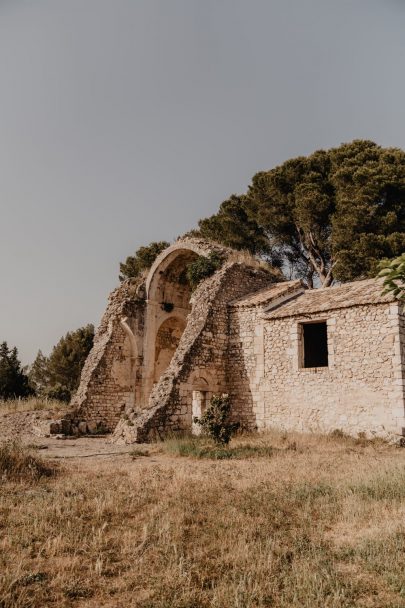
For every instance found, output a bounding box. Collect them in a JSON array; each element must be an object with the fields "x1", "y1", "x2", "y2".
[
  {"x1": 142, "y1": 240, "x2": 219, "y2": 403},
  {"x1": 146, "y1": 240, "x2": 212, "y2": 302}
]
